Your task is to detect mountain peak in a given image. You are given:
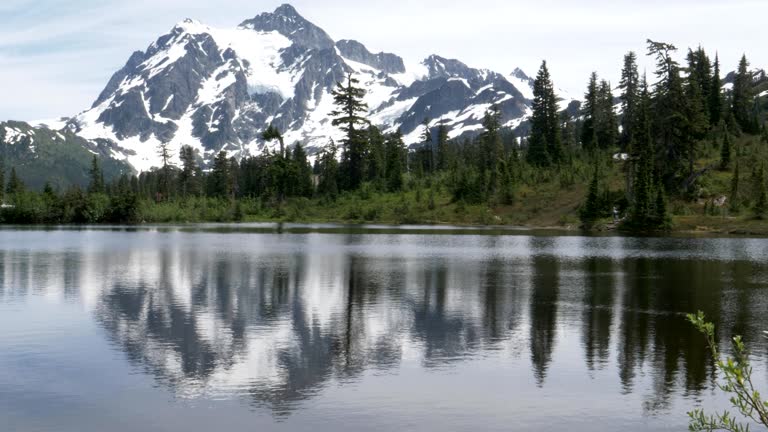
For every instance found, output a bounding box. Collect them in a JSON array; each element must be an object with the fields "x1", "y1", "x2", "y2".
[
  {"x1": 423, "y1": 55, "x2": 476, "y2": 80},
  {"x1": 274, "y1": 3, "x2": 300, "y2": 17},
  {"x1": 511, "y1": 67, "x2": 531, "y2": 81},
  {"x1": 62, "y1": 3, "x2": 537, "y2": 173},
  {"x1": 239, "y1": 4, "x2": 334, "y2": 51}
]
